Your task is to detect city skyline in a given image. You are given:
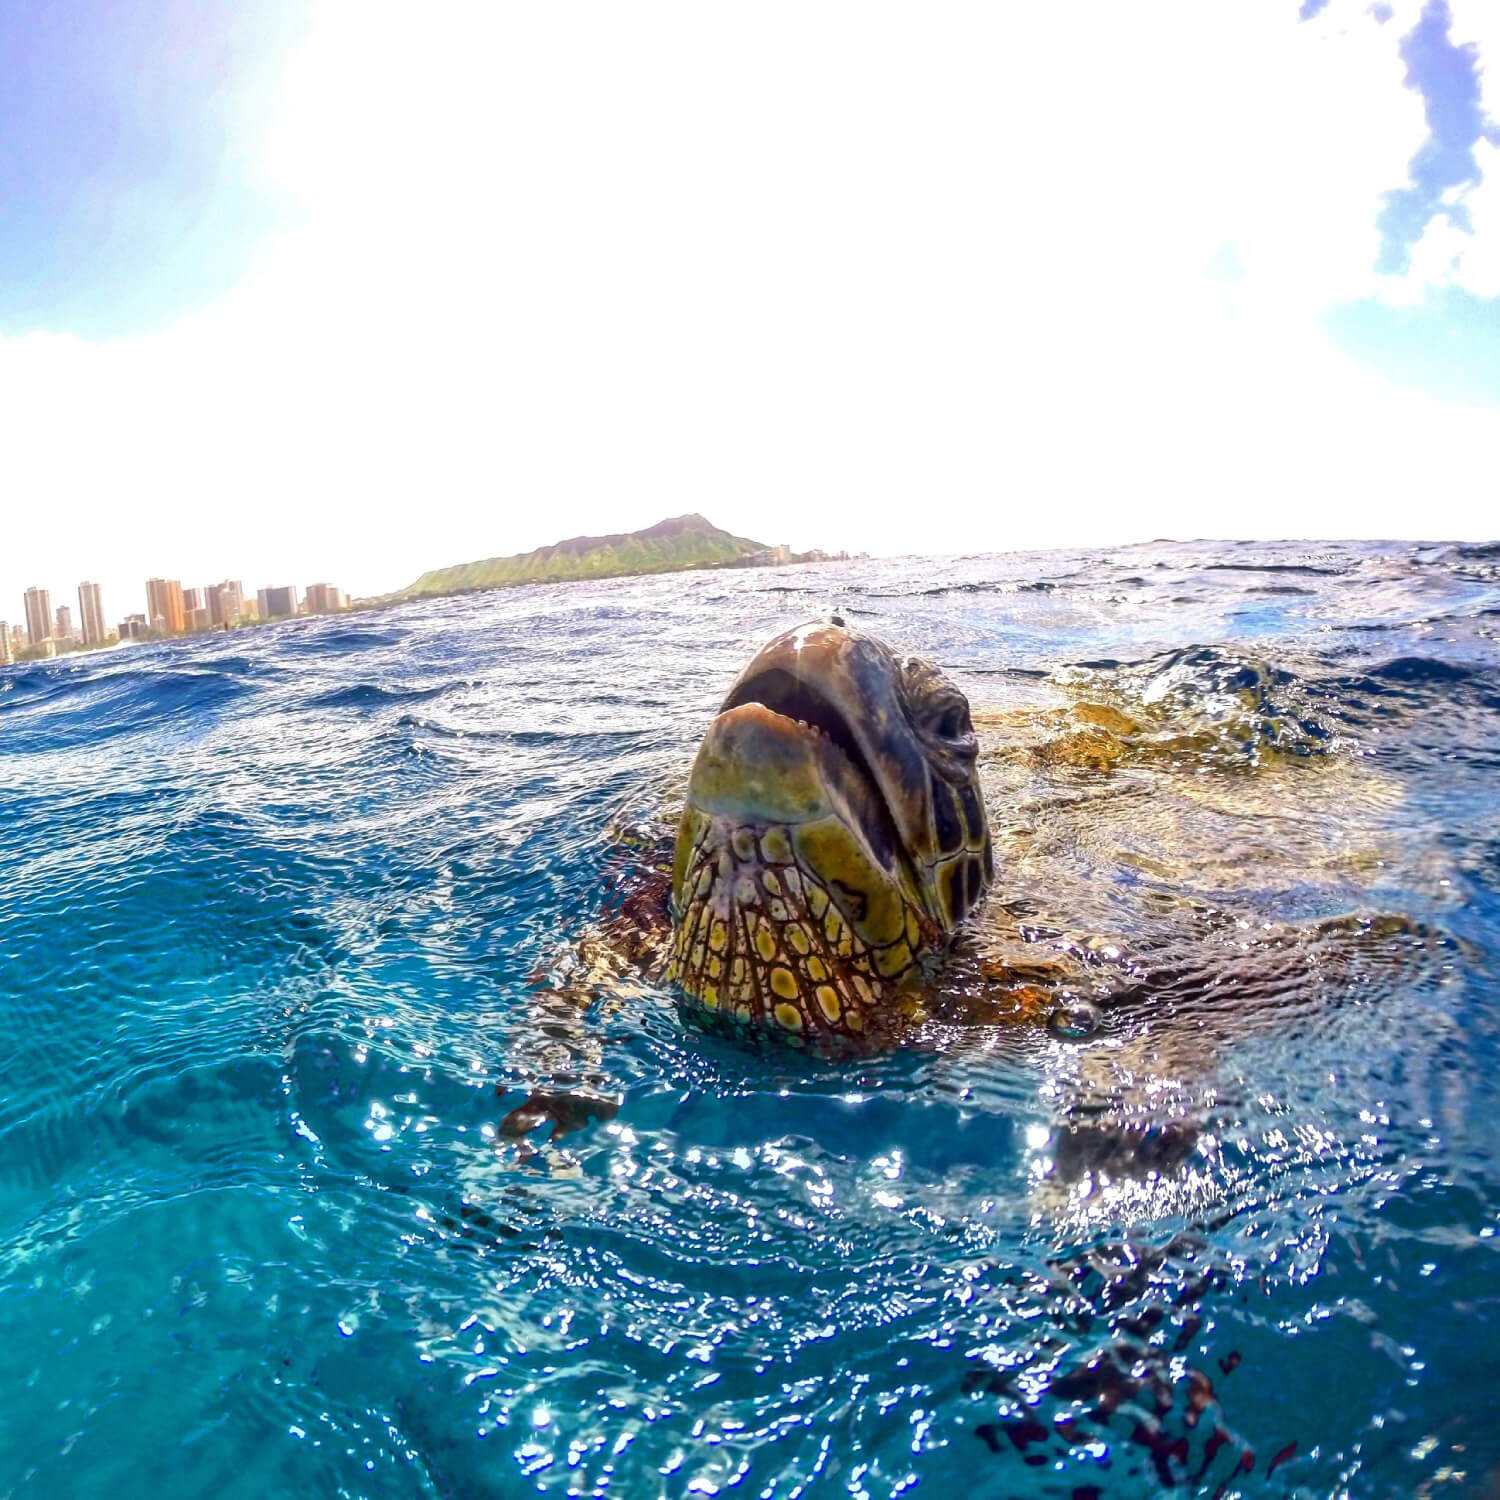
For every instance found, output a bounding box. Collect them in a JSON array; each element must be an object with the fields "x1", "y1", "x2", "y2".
[{"x1": 3, "y1": 569, "x2": 347, "y2": 664}]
